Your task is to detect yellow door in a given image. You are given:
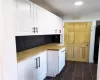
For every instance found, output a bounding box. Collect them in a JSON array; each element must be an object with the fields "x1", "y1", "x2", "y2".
[{"x1": 64, "y1": 22, "x2": 92, "y2": 62}]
